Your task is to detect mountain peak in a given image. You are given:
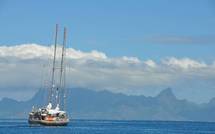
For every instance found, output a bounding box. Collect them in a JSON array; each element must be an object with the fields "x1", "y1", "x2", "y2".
[{"x1": 157, "y1": 88, "x2": 176, "y2": 100}]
